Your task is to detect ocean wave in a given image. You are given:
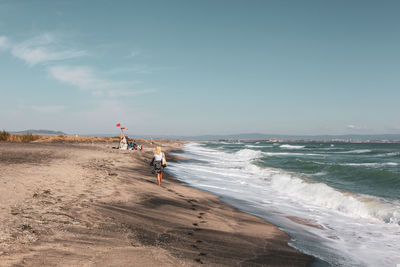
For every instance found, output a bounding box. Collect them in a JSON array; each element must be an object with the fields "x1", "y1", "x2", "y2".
[
  {"x1": 342, "y1": 162, "x2": 398, "y2": 167},
  {"x1": 310, "y1": 172, "x2": 328, "y2": 176},
  {"x1": 334, "y1": 149, "x2": 372, "y2": 154},
  {"x1": 269, "y1": 171, "x2": 400, "y2": 225},
  {"x1": 315, "y1": 147, "x2": 344, "y2": 151},
  {"x1": 233, "y1": 149, "x2": 264, "y2": 160},
  {"x1": 376, "y1": 152, "x2": 400, "y2": 157},
  {"x1": 245, "y1": 144, "x2": 273, "y2": 148},
  {"x1": 280, "y1": 144, "x2": 305, "y2": 149},
  {"x1": 264, "y1": 152, "x2": 322, "y2": 157}
]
